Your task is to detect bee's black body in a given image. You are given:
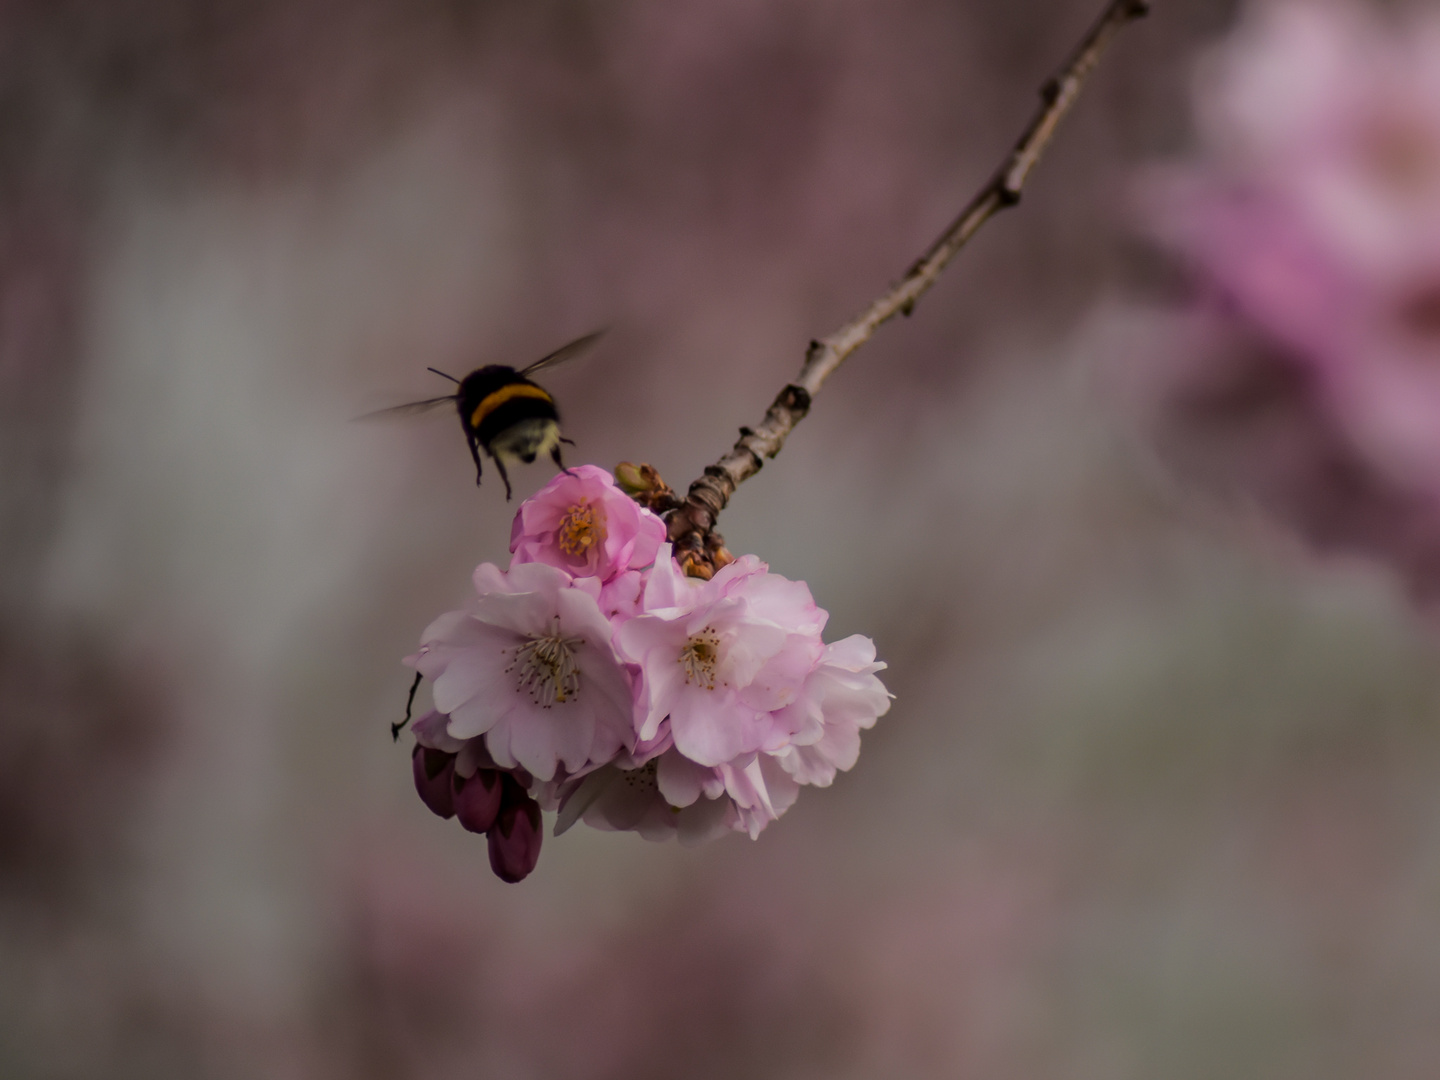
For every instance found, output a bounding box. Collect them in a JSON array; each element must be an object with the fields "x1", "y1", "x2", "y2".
[
  {"x1": 365, "y1": 329, "x2": 601, "y2": 500},
  {"x1": 456, "y1": 365, "x2": 567, "y2": 499}
]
